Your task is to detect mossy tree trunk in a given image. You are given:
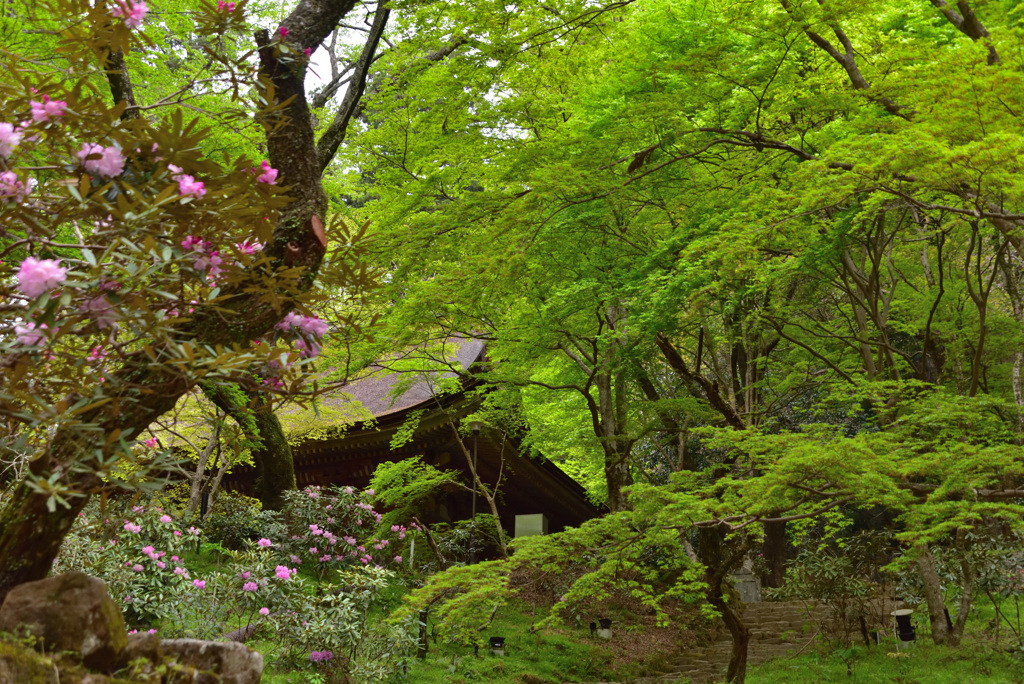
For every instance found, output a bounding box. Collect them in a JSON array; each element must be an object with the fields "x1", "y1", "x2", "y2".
[{"x1": 202, "y1": 382, "x2": 297, "y2": 511}]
